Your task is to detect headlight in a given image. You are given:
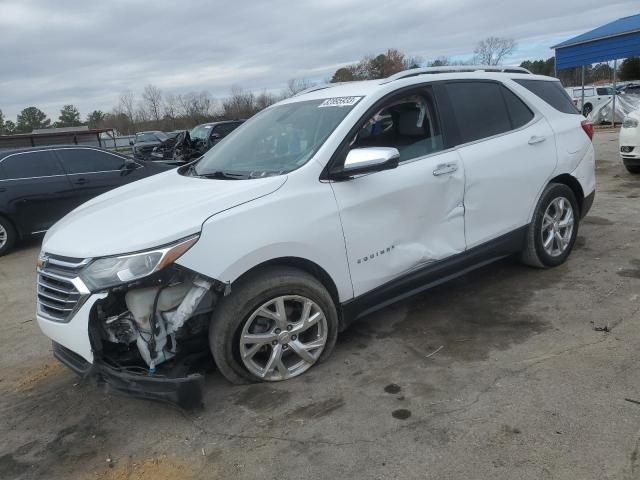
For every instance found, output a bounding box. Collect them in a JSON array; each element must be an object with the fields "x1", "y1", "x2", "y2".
[
  {"x1": 80, "y1": 235, "x2": 199, "y2": 291},
  {"x1": 623, "y1": 116, "x2": 639, "y2": 128}
]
